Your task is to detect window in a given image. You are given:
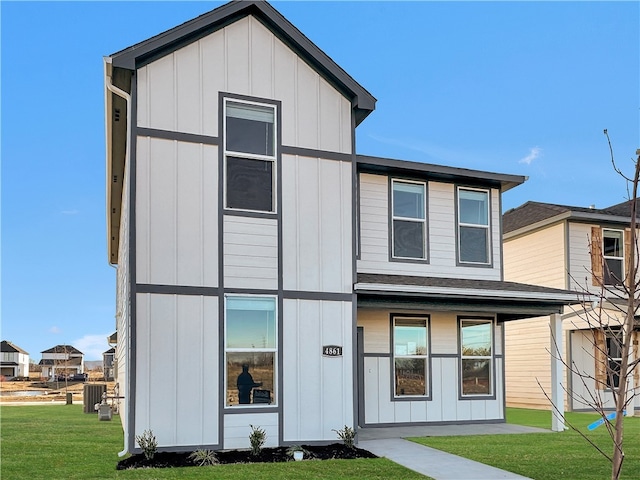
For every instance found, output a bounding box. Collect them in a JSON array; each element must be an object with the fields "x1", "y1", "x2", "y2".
[
  {"x1": 392, "y1": 180, "x2": 426, "y2": 259},
  {"x1": 225, "y1": 296, "x2": 277, "y2": 407},
  {"x1": 460, "y1": 319, "x2": 493, "y2": 396},
  {"x1": 603, "y1": 229, "x2": 624, "y2": 286},
  {"x1": 458, "y1": 188, "x2": 490, "y2": 264},
  {"x1": 224, "y1": 100, "x2": 276, "y2": 212},
  {"x1": 393, "y1": 317, "x2": 428, "y2": 397},
  {"x1": 606, "y1": 329, "x2": 623, "y2": 389}
]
